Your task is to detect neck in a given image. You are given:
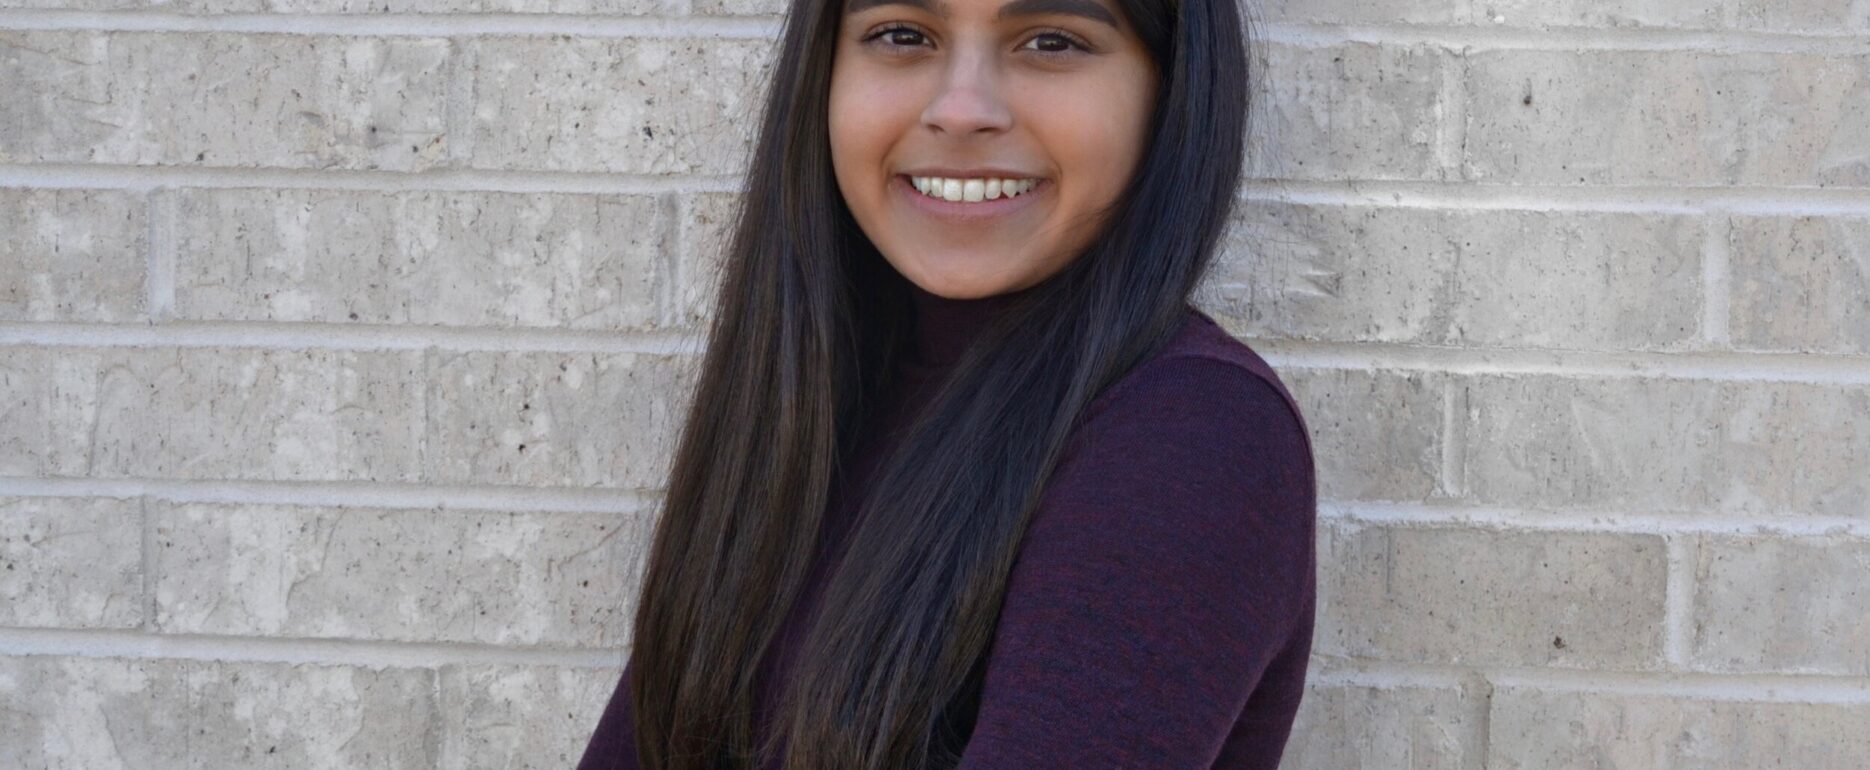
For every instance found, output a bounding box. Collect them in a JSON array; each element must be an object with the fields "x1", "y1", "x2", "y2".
[{"x1": 904, "y1": 280, "x2": 1033, "y2": 371}]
